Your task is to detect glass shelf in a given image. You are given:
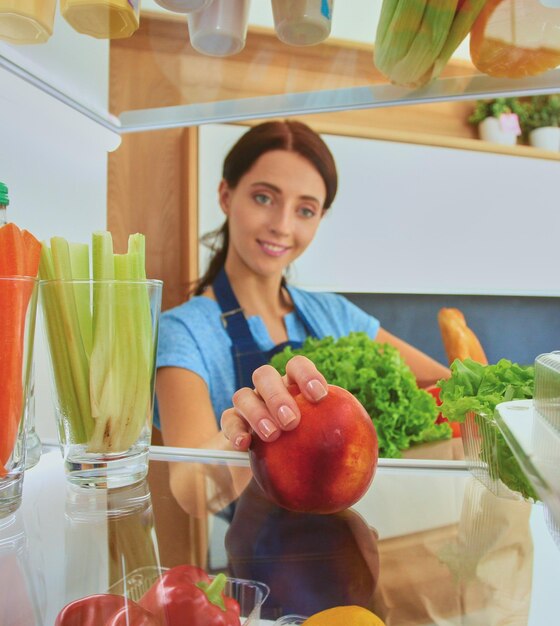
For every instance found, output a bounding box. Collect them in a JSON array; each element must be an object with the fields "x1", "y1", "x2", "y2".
[
  {"x1": 1, "y1": 3, "x2": 559, "y2": 135},
  {"x1": 4, "y1": 447, "x2": 559, "y2": 625}
]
